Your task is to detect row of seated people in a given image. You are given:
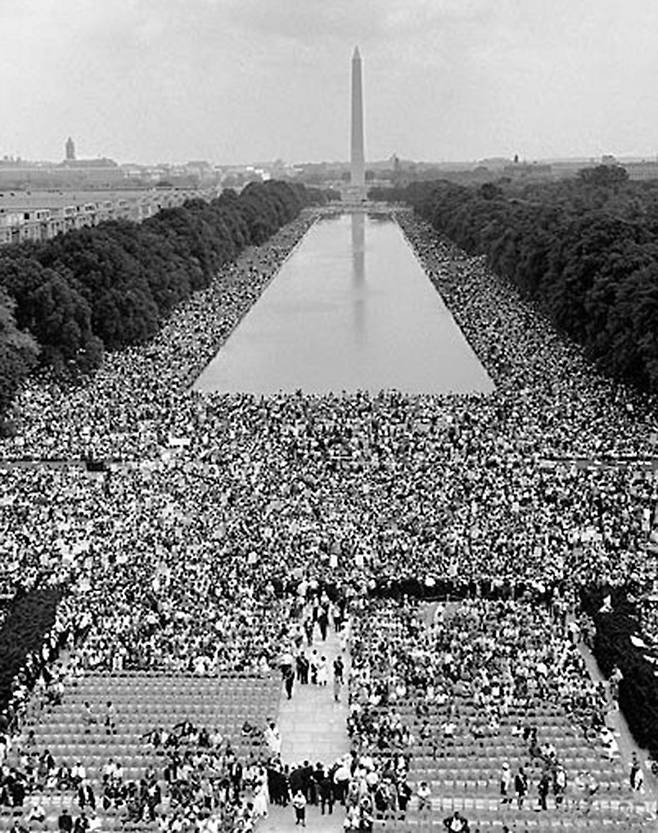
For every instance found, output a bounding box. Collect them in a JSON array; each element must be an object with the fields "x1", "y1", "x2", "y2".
[{"x1": 343, "y1": 597, "x2": 653, "y2": 831}]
